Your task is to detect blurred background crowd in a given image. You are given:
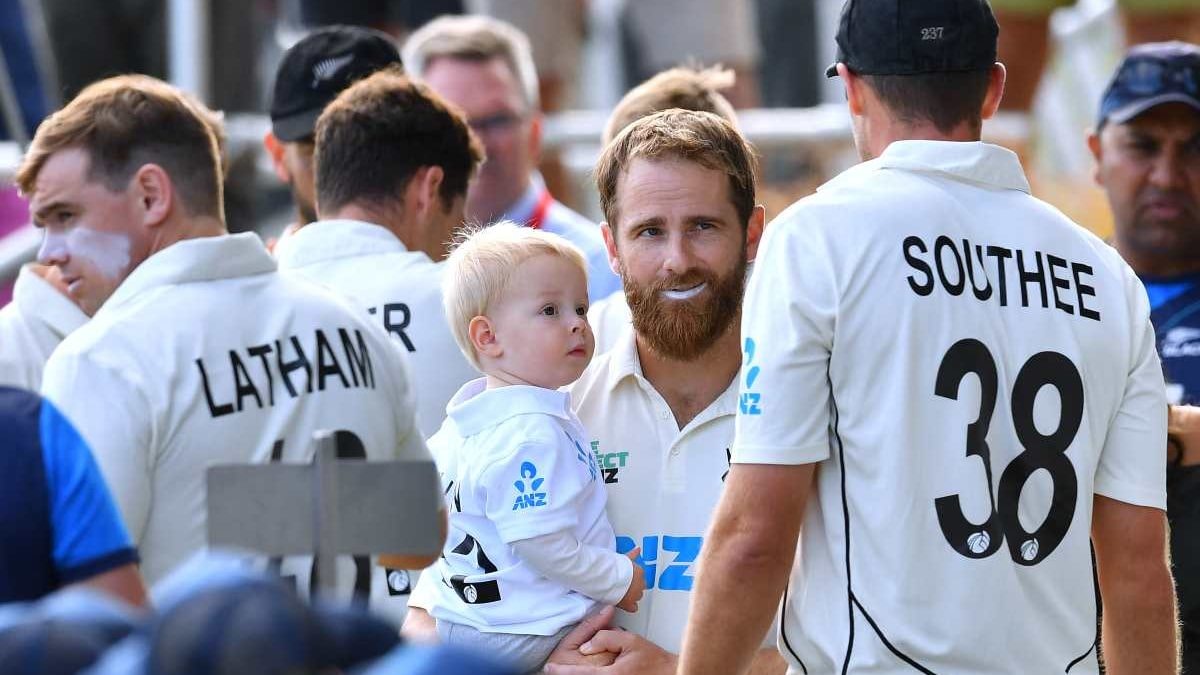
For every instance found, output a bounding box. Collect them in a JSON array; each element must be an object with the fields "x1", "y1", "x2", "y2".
[{"x1": 0, "y1": 0, "x2": 1195, "y2": 304}]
